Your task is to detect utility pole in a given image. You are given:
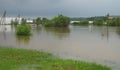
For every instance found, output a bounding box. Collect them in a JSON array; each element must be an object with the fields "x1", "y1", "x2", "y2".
[
  {"x1": 18, "y1": 14, "x2": 21, "y2": 24},
  {"x1": 0, "y1": 11, "x2": 6, "y2": 25},
  {"x1": 0, "y1": 11, "x2": 6, "y2": 32}
]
